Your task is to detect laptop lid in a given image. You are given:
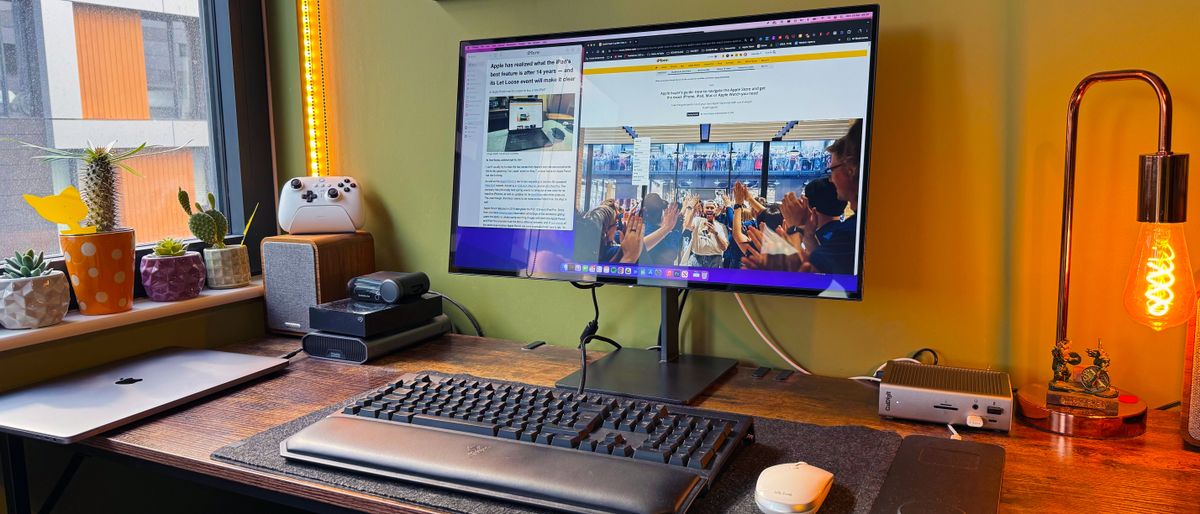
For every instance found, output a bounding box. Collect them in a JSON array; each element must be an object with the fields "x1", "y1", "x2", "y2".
[{"x1": 0, "y1": 347, "x2": 287, "y2": 444}]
